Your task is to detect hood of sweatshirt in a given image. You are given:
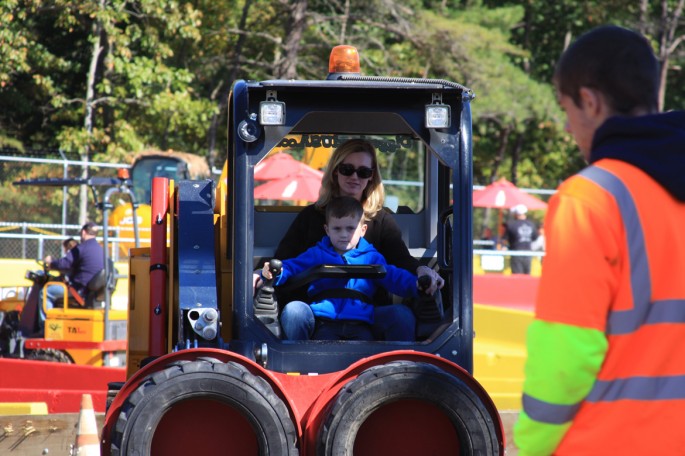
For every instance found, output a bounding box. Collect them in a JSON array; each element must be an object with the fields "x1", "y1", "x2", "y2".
[{"x1": 590, "y1": 111, "x2": 685, "y2": 201}]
